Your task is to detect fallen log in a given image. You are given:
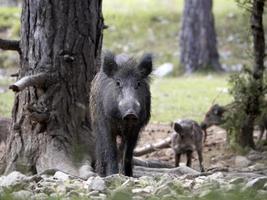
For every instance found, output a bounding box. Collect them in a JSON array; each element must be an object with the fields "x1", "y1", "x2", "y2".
[
  {"x1": 134, "y1": 137, "x2": 172, "y2": 156},
  {"x1": 133, "y1": 158, "x2": 173, "y2": 168}
]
